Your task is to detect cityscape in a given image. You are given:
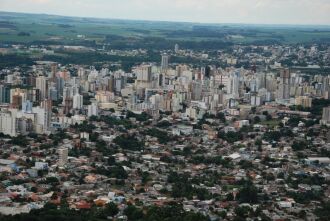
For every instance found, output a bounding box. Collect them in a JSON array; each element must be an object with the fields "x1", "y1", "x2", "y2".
[{"x1": 0, "y1": 1, "x2": 330, "y2": 221}]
